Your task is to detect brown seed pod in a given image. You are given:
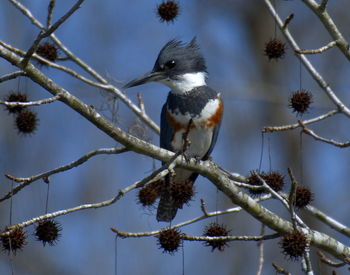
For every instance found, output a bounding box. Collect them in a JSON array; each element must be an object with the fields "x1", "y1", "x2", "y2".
[
  {"x1": 15, "y1": 109, "x2": 38, "y2": 134},
  {"x1": 157, "y1": 1, "x2": 179, "y2": 23},
  {"x1": 280, "y1": 230, "x2": 308, "y2": 260},
  {"x1": 289, "y1": 90, "x2": 313, "y2": 115},
  {"x1": 169, "y1": 181, "x2": 195, "y2": 208},
  {"x1": 295, "y1": 186, "x2": 313, "y2": 209},
  {"x1": 247, "y1": 171, "x2": 285, "y2": 196},
  {"x1": 203, "y1": 222, "x2": 230, "y2": 251},
  {"x1": 4, "y1": 92, "x2": 28, "y2": 114},
  {"x1": 35, "y1": 219, "x2": 62, "y2": 246},
  {"x1": 264, "y1": 38, "x2": 286, "y2": 60},
  {"x1": 138, "y1": 180, "x2": 163, "y2": 207},
  {"x1": 158, "y1": 228, "x2": 182, "y2": 254},
  {"x1": 36, "y1": 42, "x2": 58, "y2": 63},
  {"x1": 1, "y1": 227, "x2": 27, "y2": 254}
]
